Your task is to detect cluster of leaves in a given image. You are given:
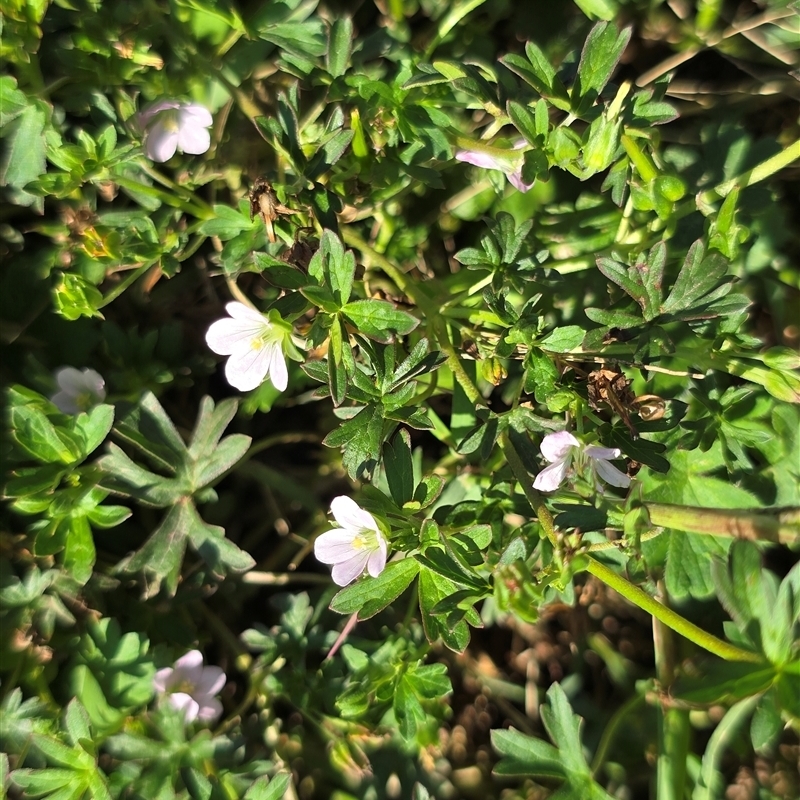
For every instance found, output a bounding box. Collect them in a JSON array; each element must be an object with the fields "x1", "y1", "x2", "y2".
[{"x1": 2, "y1": 0, "x2": 799, "y2": 799}]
